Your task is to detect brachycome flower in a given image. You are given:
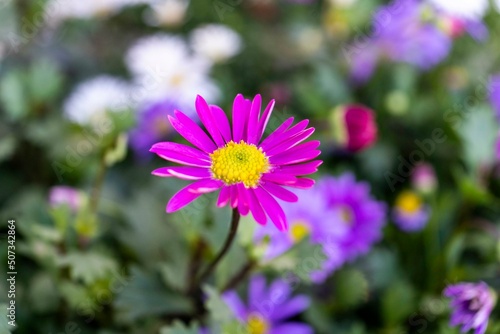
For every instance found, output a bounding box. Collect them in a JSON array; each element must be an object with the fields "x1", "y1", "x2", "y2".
[
  {"x1": 444, "y1": 282, "x2": 496, "y2": 334},
  {"x1": 392, "y1": 190, "x2": 430, "y2": 232},
  {"x1": 222, "y1": 275, "x2": 313, "y2": 334},
  {"x1": 150, "y1": 94, "x2": 321, "y2": 231}
]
